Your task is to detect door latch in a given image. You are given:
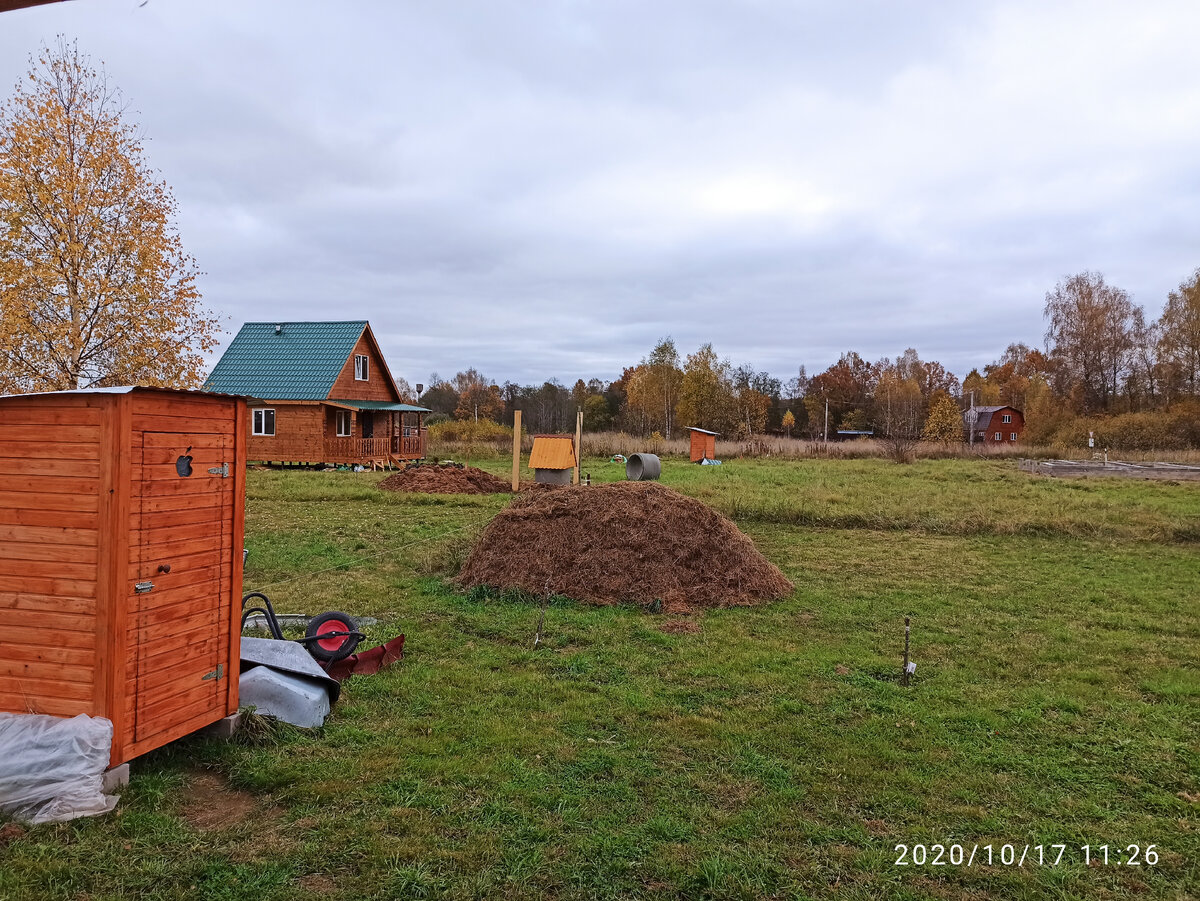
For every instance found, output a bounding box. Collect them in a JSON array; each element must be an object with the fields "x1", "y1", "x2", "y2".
[
  {"x1": 135, "y1": 581, "x2": 154, "y2": 594},
  {"x1": 202, "y1": 665, "x2": 224, "y2": 682},
  {"x1": 208, "y1": 463, "x2": 230, "y2": 478}
]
